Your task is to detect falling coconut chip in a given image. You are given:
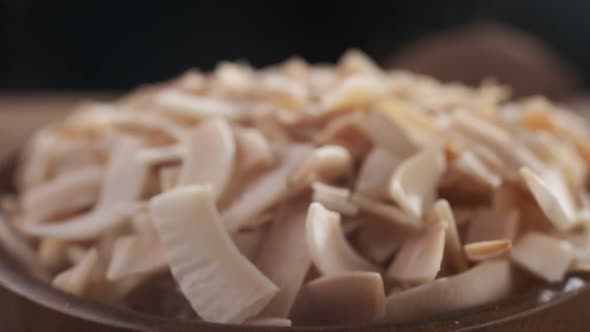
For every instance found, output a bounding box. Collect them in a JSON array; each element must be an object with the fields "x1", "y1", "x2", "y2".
[
  {"x1": 389, "y1": 145, "x2": 446, "y2": 219},
  {"x1": 290, "y1": 272, "x2": 385, "y2": 325},
  {"x1": 520, "y1": 167, "x2": 577, "y2": 231},
  {"x1": 149, "y1": 186, "x2": 278, "y2": 324},
  {"x1": 306, "y1": 202, "x2": 380, "y2": 276},
  {"x1": 177, "y1": 118, "x2": 236, "y2": 201},
  {"x1": 511, "y1": 232, "x2": 574, "y2": 283},
  {"x1": 384, "y1": 260, "x2": 513, "y2": 324},
  {"x1": 387, "y1": 222, "x2": 446, "y2": 286},
  {"x1": 21, "y1": 139, "x2": 148, "y2": 240}
]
